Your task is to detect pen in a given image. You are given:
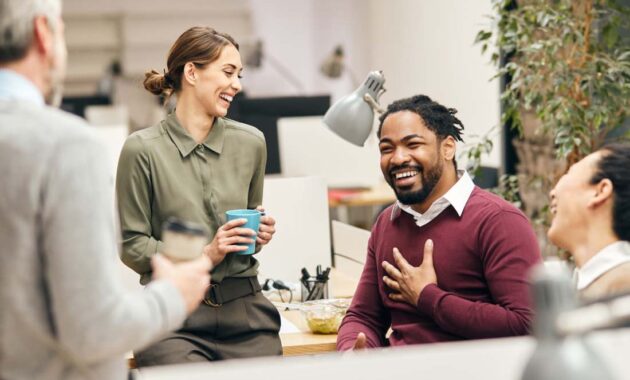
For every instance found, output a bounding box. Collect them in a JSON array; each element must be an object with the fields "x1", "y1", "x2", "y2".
[
  {"x1": 301, "y1": 267, "x2": 311, "y2": 282},
  {"x1": 306, "y1": 280, "x2": 319, "y2": 301}
]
